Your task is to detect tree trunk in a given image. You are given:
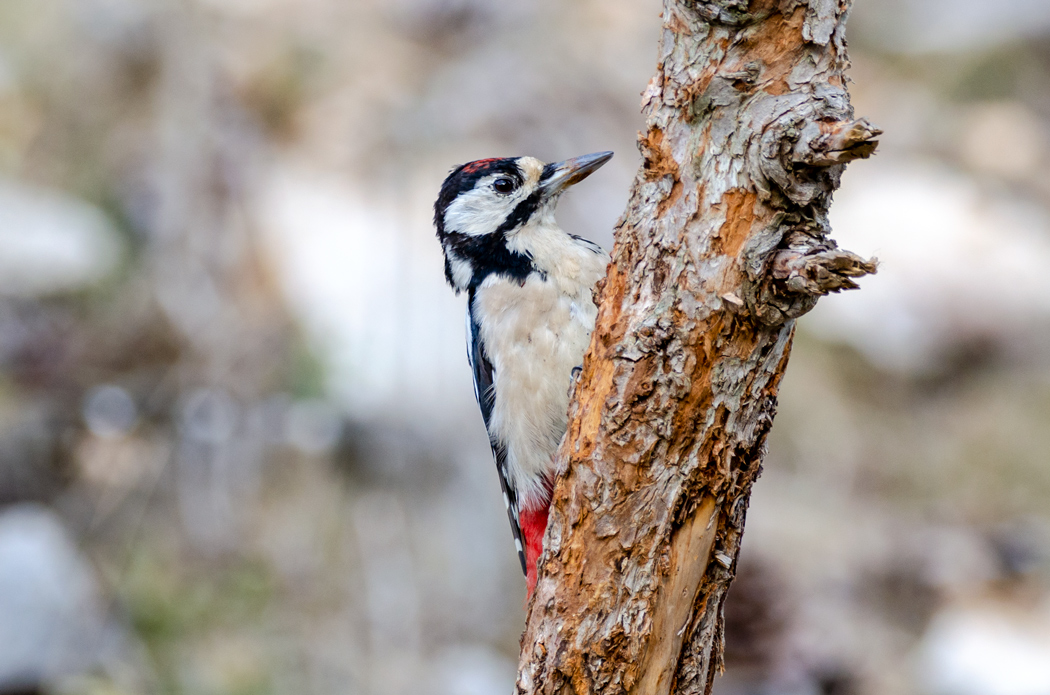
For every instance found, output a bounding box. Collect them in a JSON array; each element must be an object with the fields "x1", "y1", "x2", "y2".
[{"x1": 516, "y1": 1, "x2": 878, "y2": 694}]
